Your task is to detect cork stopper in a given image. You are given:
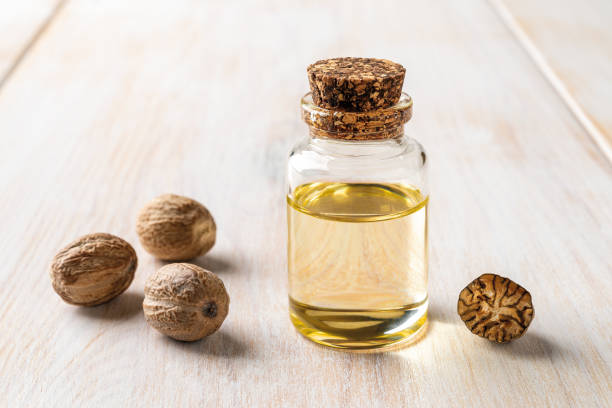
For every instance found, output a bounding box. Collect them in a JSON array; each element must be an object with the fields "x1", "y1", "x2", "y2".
[{"x1": 307, "y1": 57, "x2": 406, "y2": 112}]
